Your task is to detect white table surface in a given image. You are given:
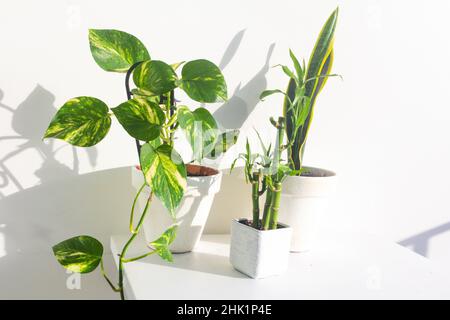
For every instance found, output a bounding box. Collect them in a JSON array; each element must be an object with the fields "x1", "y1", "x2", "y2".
[{"x1": 110, "y1": 230, "x2": 450, "y2": 300}]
